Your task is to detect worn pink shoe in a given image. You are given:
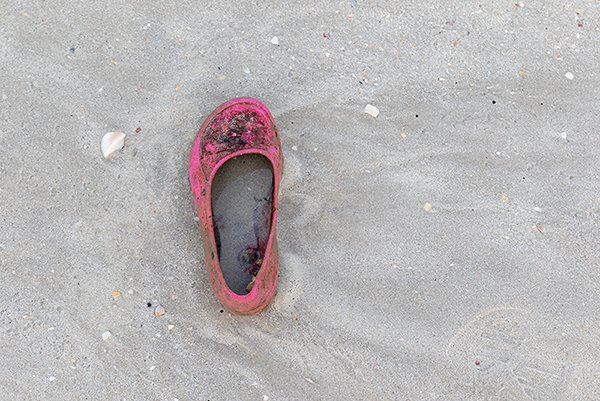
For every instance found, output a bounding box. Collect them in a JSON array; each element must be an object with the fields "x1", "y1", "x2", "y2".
[{"x1": 189, "y1": 98, "x2": 283, "y2": 315}]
